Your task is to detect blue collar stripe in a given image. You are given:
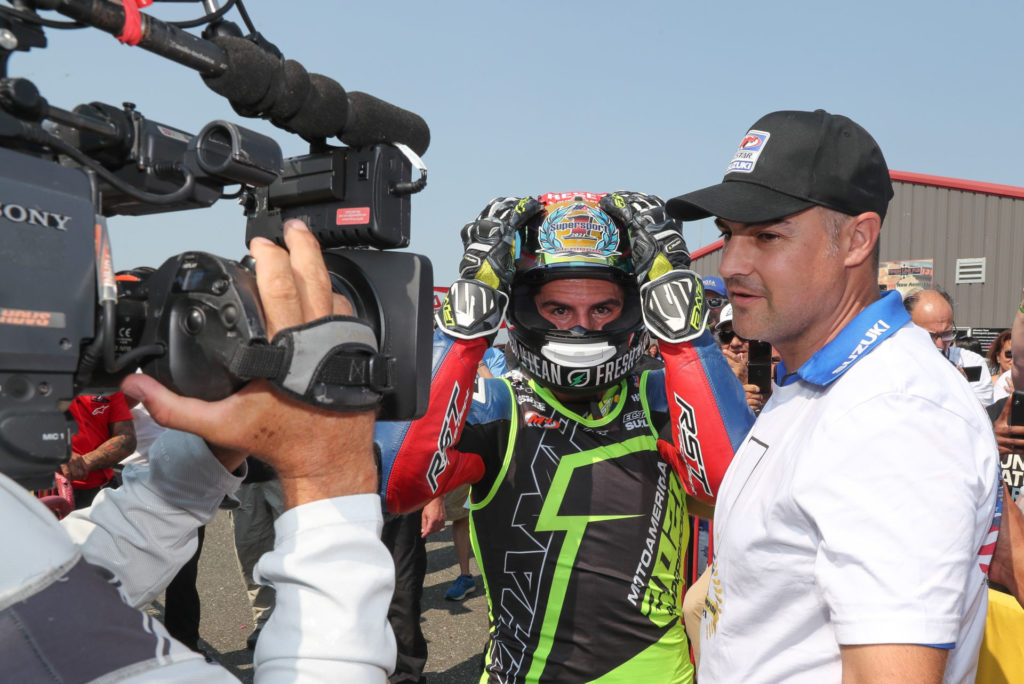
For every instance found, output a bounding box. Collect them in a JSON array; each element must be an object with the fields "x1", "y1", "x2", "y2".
[{"x1": 776, "y1": 291, "x2": 909, "y2": 387}]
